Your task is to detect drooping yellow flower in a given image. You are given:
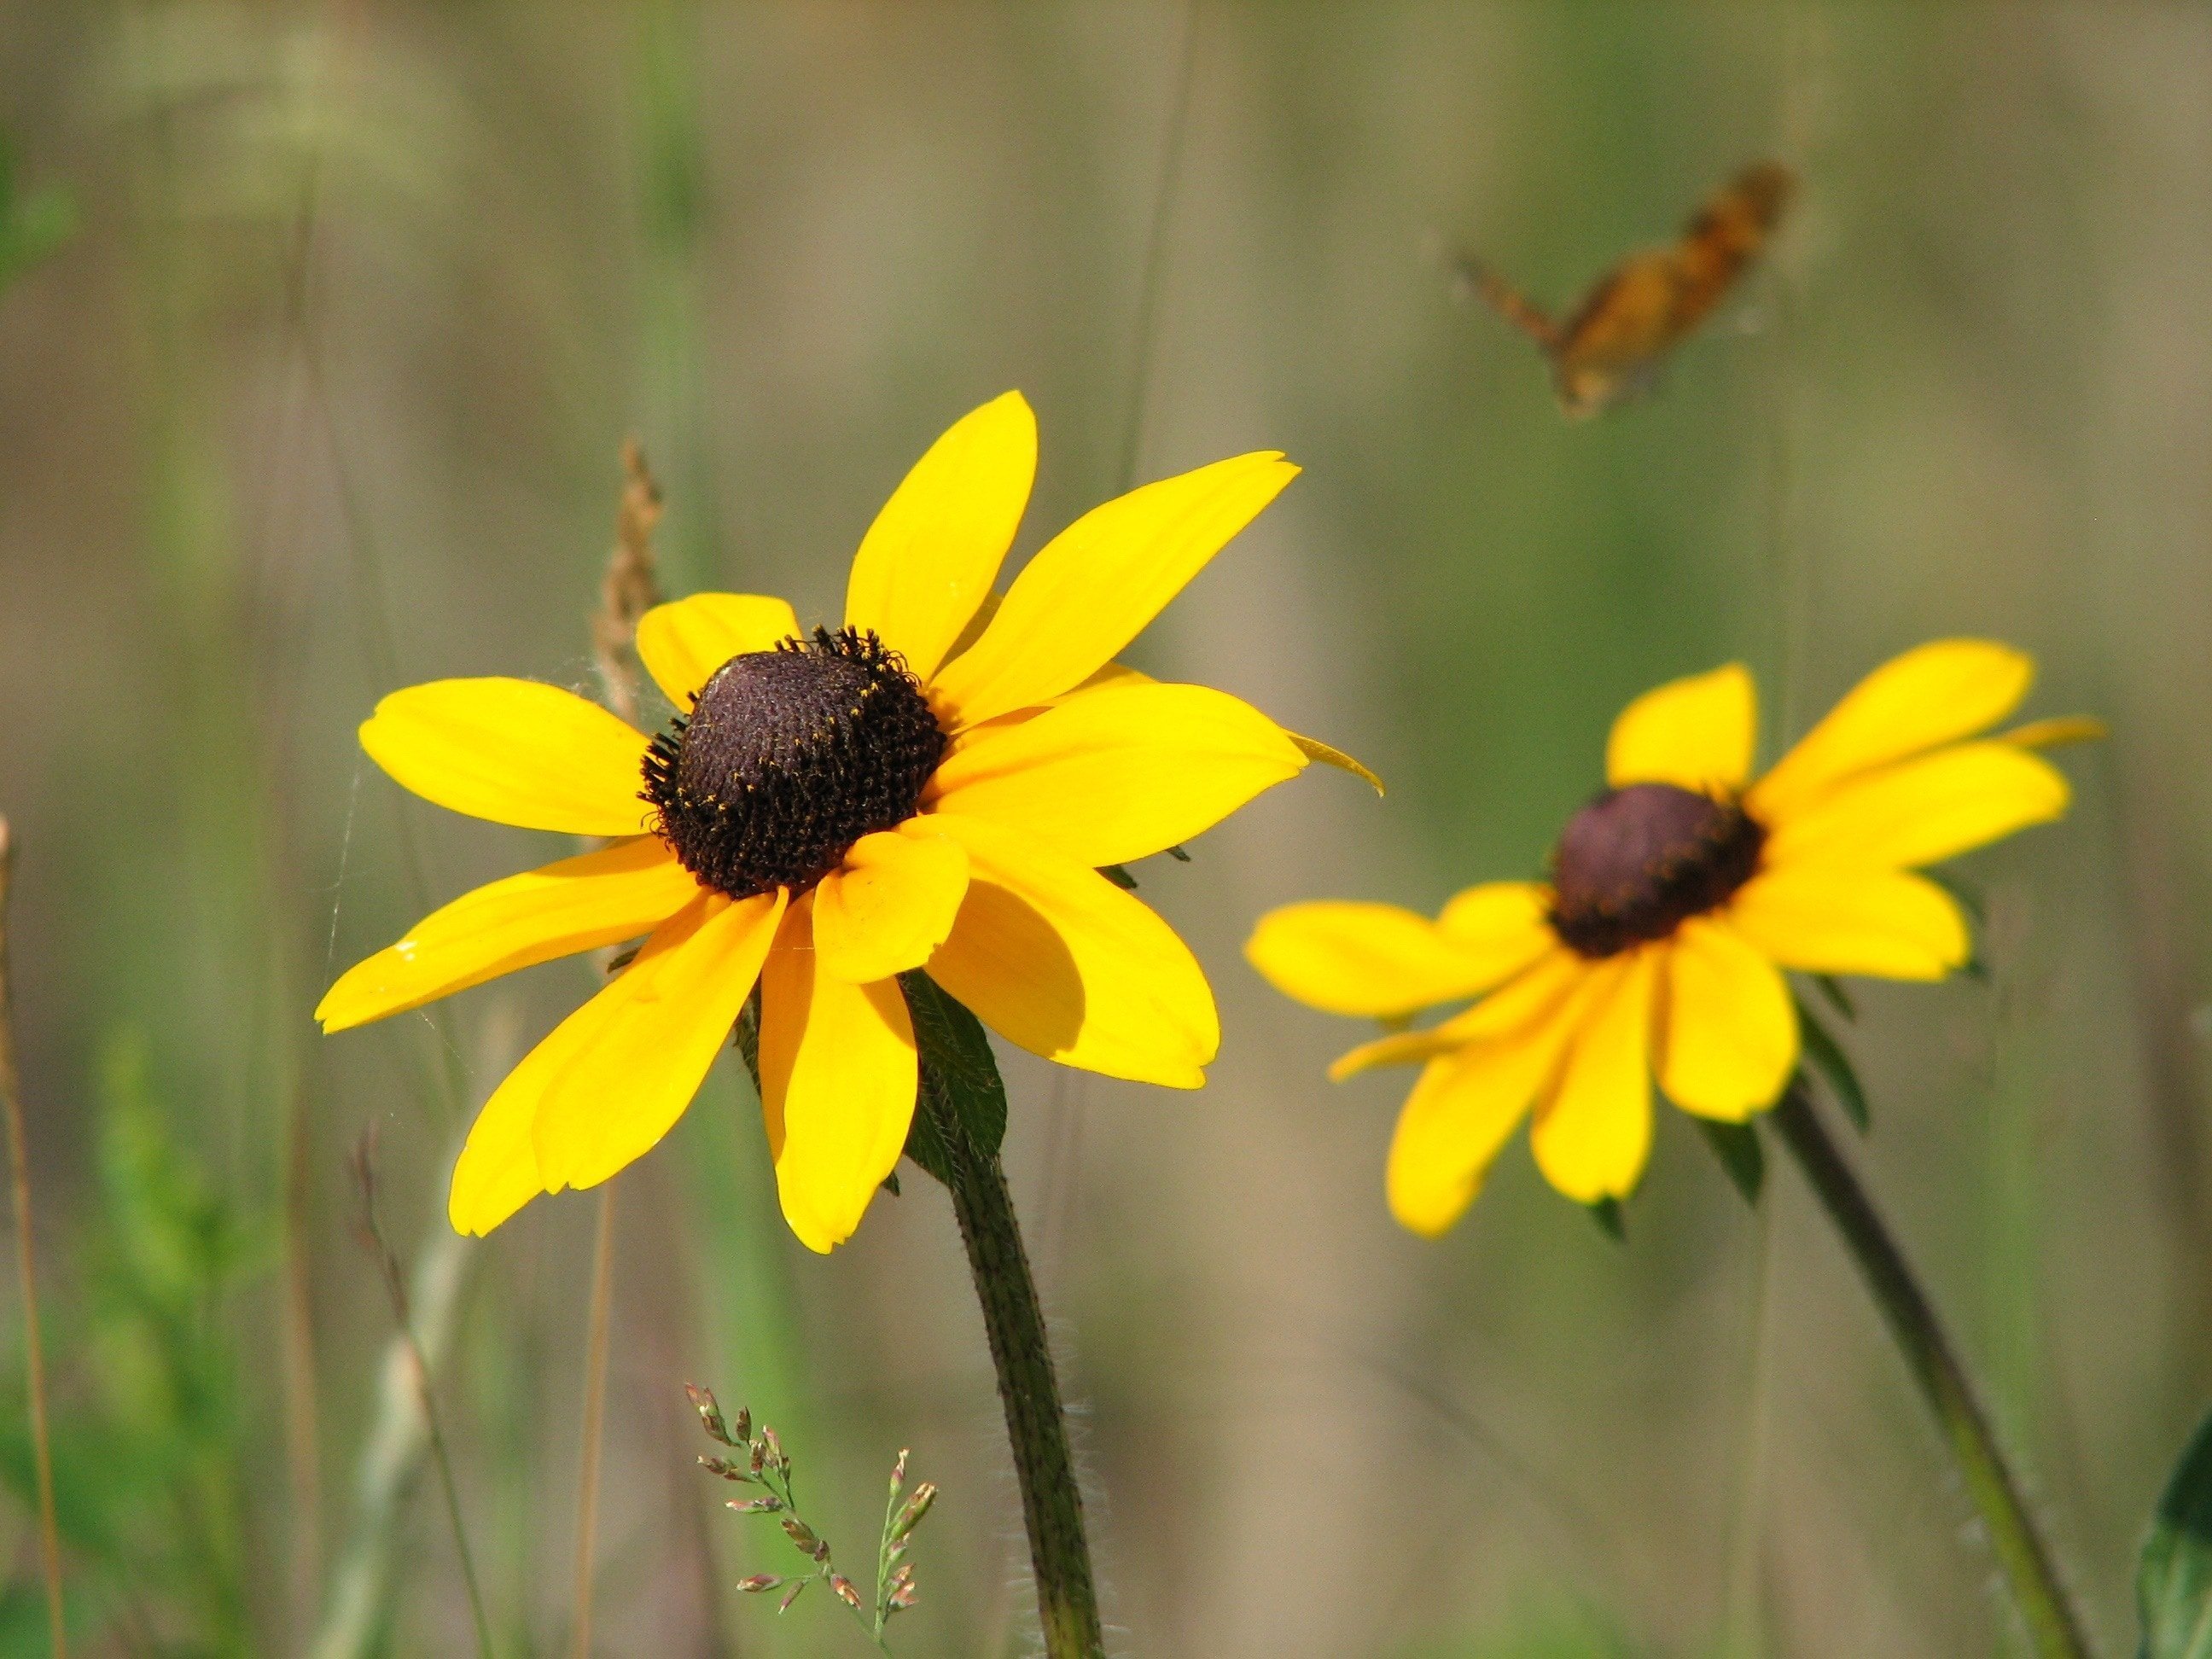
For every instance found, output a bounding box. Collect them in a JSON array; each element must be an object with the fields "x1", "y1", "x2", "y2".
[
  {"x1": 1248, "y1": 643, "x2": 2096, "y2": 1237},
  {"x1": 321, "y1": 392, "x2": 1339, "y2": 1251}
]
